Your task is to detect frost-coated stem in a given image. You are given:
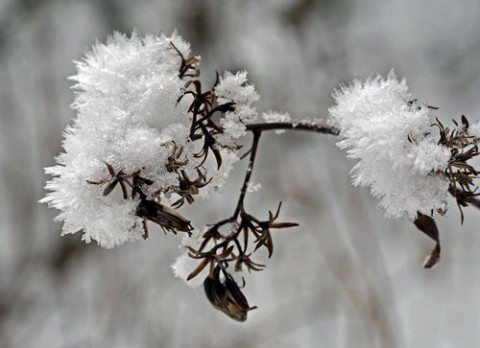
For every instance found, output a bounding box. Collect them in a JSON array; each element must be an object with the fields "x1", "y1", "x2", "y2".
[
  {"x1": 233, "y1": 130, "x2": 262, "y2": 219},
  {"x1": 246, "y1": 122, "x2": 340, "y2": 135}
]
